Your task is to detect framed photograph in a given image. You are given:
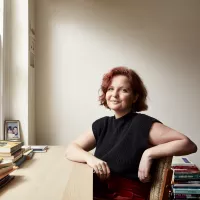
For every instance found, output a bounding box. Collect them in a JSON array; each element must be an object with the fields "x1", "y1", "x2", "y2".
[{"x1": 4, "y1": 120, "x2": 21, "y2": 141}]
